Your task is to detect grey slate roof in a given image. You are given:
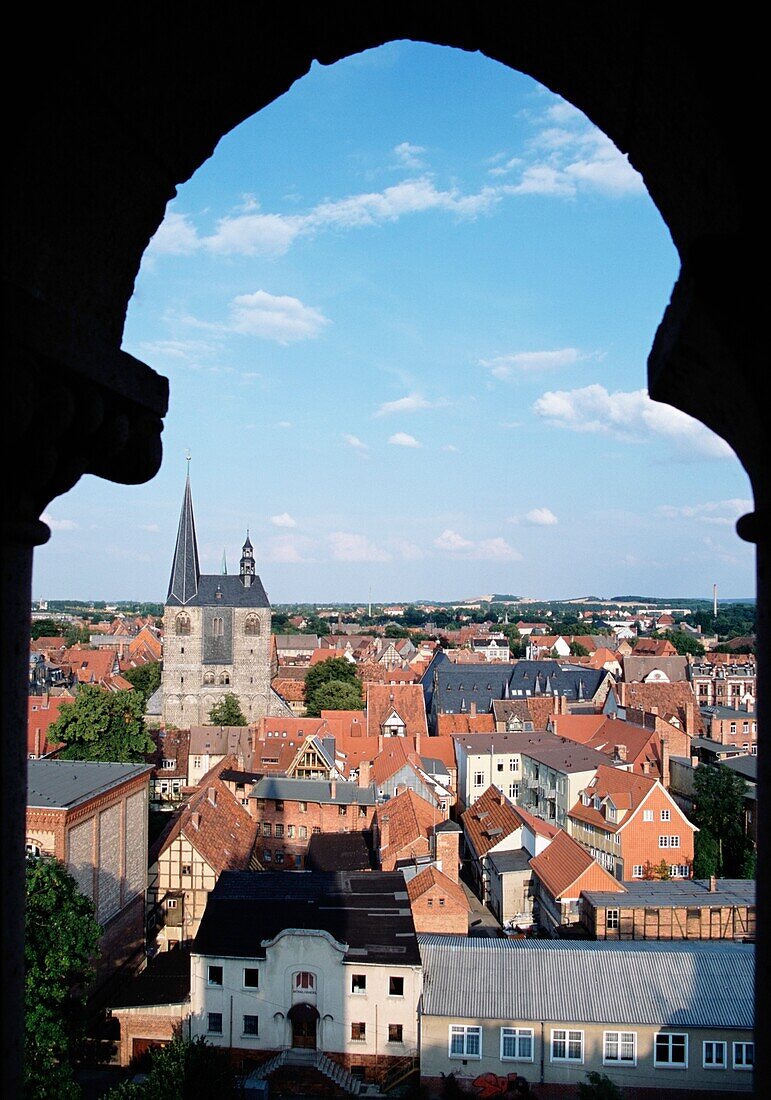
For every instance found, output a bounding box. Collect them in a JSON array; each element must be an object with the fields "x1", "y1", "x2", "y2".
[
  {"x1": 170, "y1": 573, "x2": 270, "y2": 609},
  {"x1": 582, "y1": 878, "x2": 755, "y2": 909},
  {"x1": 249, "y1": 775, "x2": 377, "y2": 805},
  {"x1": 488, "y1": 849, "x2": 533, "y2": 874},
  {"x1": 27, "y1": 759, "x2": 153, "y2": 809},
  {"x1": 194, "y1": 871, "x2": 420, "y2": 965},
  {"x1": 622, "y1": 656, "x2": 689, "y2": 683},
  {"x1": 167, "y1": 474, "x2": 200, "y2": 605},
  {"x1": 701, "y1": 704, "x2": 757, "y2": 720},
  {"x1": 418, "y1": 937, "x2": 754, "y2": 1028}
]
